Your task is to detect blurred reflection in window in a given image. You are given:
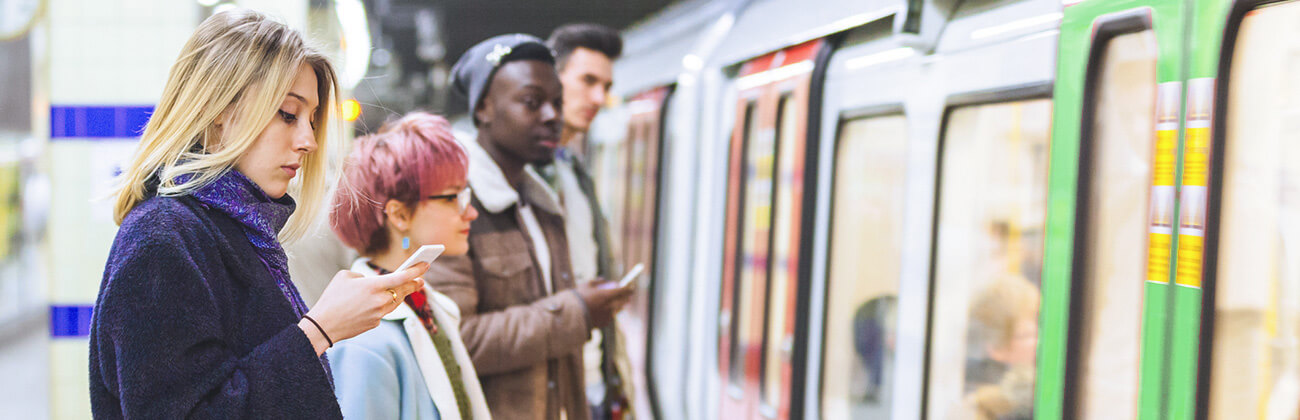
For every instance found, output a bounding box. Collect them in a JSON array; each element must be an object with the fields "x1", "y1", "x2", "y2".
[
  {"x1": 1210, "y1": 3, "x2": 1300, "y2": 418},
  {"x1": 762, "y1": 95, "x2": 799, "y2": 407},
  {"x1": 853, "y1": 296, "x2": 898, "y2": 401},
  {"x1": 820, "y1": 114, "x2": 908, "y2": 419},
  {"x1": 962, "y1": 274, "x2": 1040, "y2": 420},
  {"x1": 926, "y1": 98, "x2": 1052, "y2": 420},
  {"x1": 622, "y1": 105, "x2": 662, "y2": 320},
  {"x1": 731, "y1": 101, "x2": 770, "y2": 385}
]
